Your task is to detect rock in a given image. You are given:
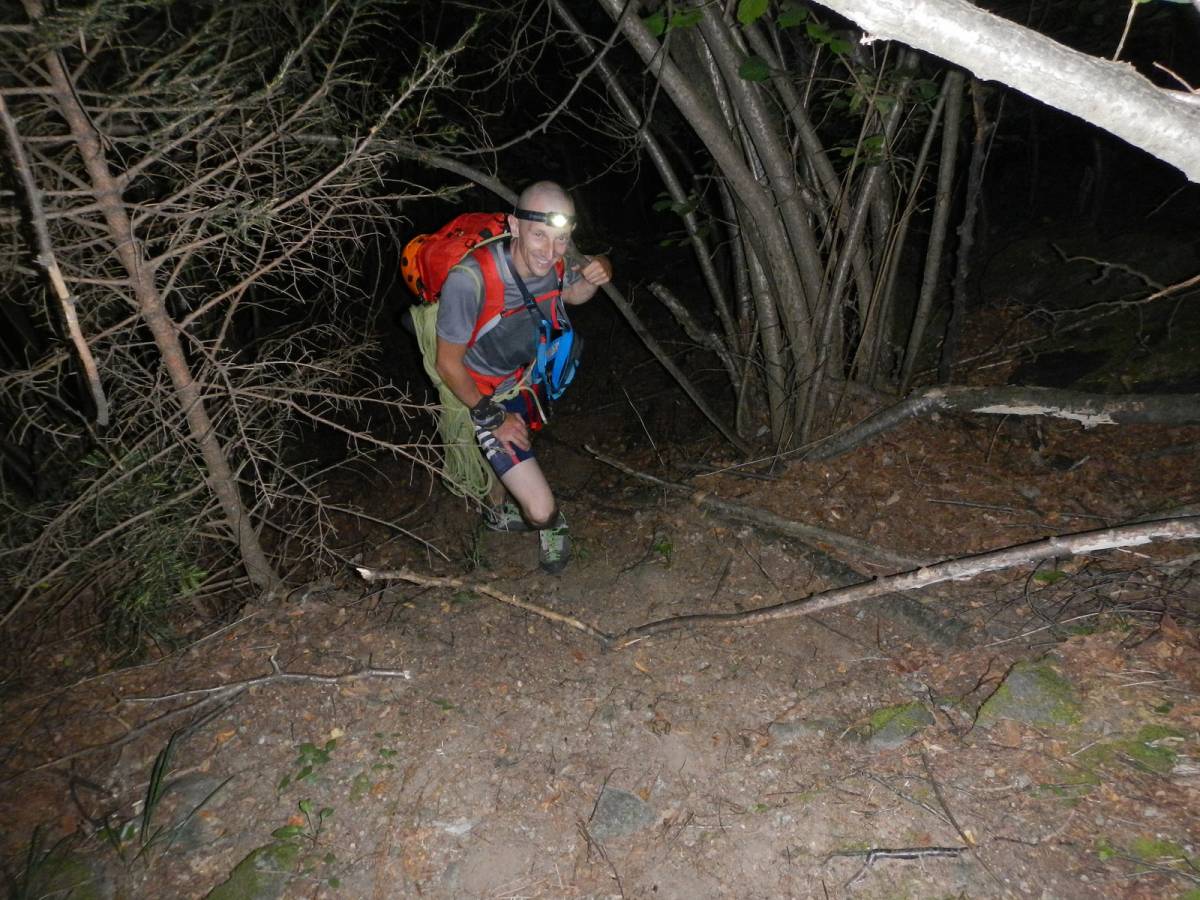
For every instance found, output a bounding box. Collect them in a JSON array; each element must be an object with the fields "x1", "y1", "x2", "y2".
[
  {"x1": 977, "y1": 661, "x2": 1081, "y2": 728},
  {"x1": 587, "y1": 787, "x2": 657, "y2": 840},
  {"x1": 22, "y1": 852, "x2": 112, "y2": 900},
  {"x1": 768, "y1": 719, "x2": 834, "y2": 744},
  {"x1": 858, "y1": 702, "x2": 934, "y2": 750},
  {"x1": 867, "y1": 702, "x2": 935, "y2": 749},
  {"x1": 158, "y1": 774, "x2": 230, "y2": 851},
  {"x1": 206, "y1": 840, "x2": 300, "y2": 900}
]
